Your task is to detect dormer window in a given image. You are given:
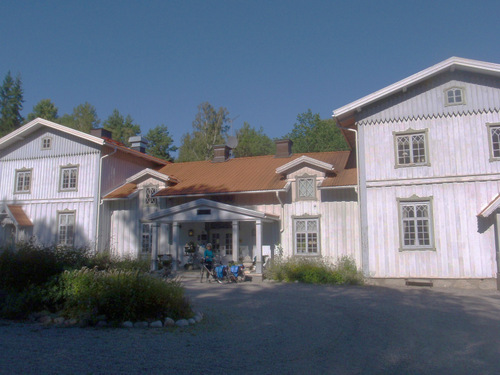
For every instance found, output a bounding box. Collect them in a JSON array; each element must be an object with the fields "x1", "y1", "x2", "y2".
[
  {"x1": 145, "y1": 186, "x2": 158, "y2": 206},
  {"x1": 297, "y1": 175, "x2": 316, "y2": 200},
  {"x1": 41, "y1": 137, "x2": 52, "y2": 150},
  {"x1": 445, "y1": 87, "x2": 465, "y2": 106}
]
